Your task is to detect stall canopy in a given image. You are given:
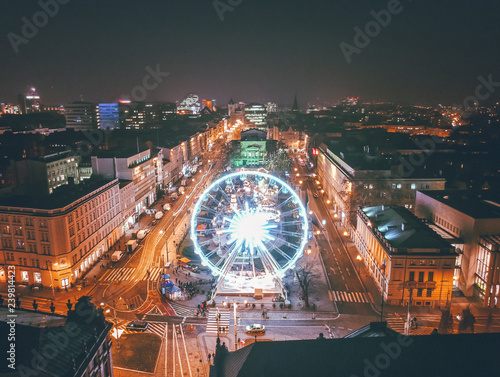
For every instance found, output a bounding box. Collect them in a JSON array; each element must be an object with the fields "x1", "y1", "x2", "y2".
[{"x1": 179, "y1": 257, "x2": 191, "y2": 264}]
